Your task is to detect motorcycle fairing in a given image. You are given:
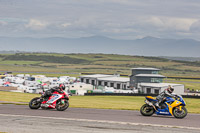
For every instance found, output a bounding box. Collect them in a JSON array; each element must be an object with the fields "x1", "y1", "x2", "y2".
[
  {"x1": 145, "y1": 96, "x2": 157, "y2": 102},
  {"x1": 145, "y1": 96, "x2": 183, "y2": 116},
  {"x1": 47, "y1": 94, "x2": 62, "y2": 104},
  {"x1": 156, "y1": 108, "x2": 171, "y2": 115},
  {"x1": 166, "y1": 100, "x2": 182, "y2": 116}
]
